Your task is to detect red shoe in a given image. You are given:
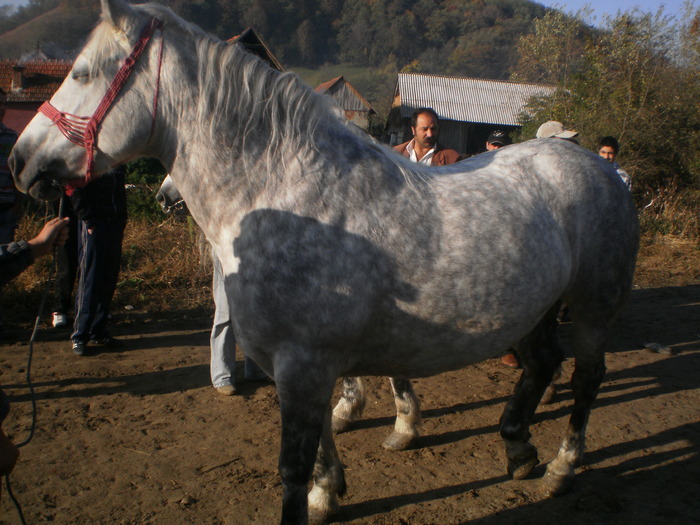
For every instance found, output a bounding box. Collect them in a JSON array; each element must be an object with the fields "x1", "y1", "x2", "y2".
[{"x1": 500, "y1": 352, "x2": 521, "y2": 369}]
